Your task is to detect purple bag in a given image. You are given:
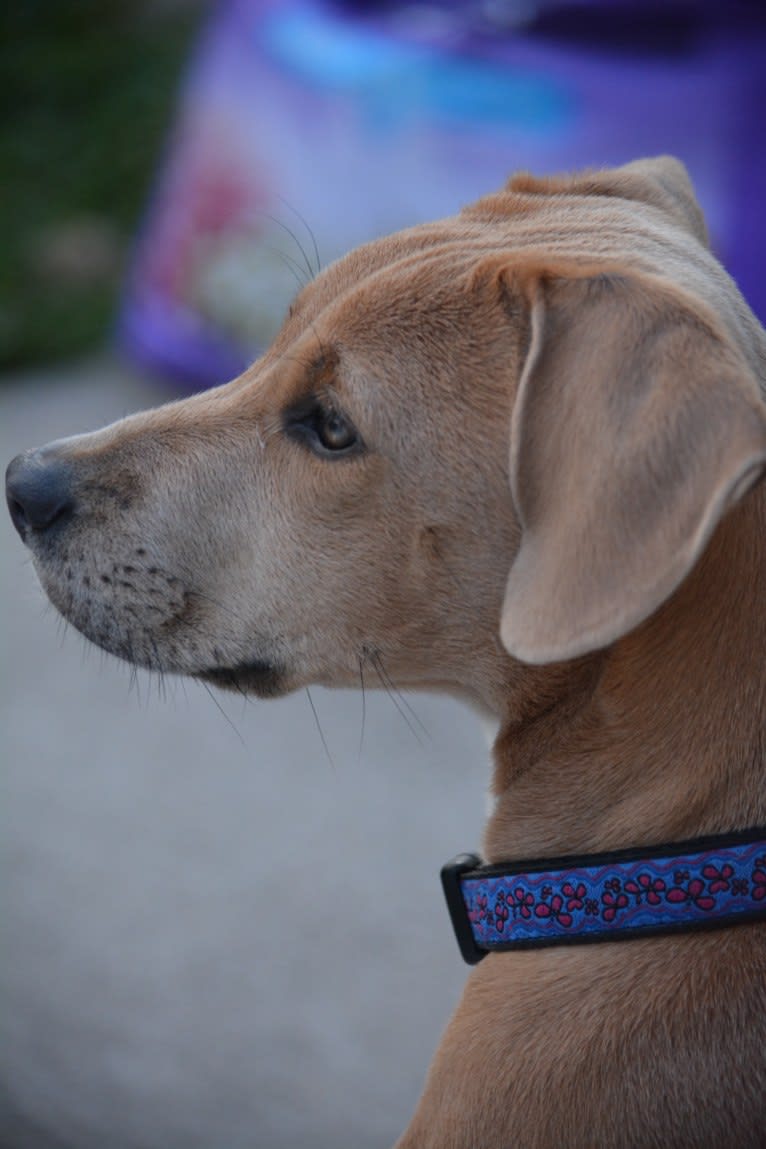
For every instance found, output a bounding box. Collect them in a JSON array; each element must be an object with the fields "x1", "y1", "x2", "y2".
[{"x1": 119, "y1": 0, "x2": 766, "y2": 387}]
